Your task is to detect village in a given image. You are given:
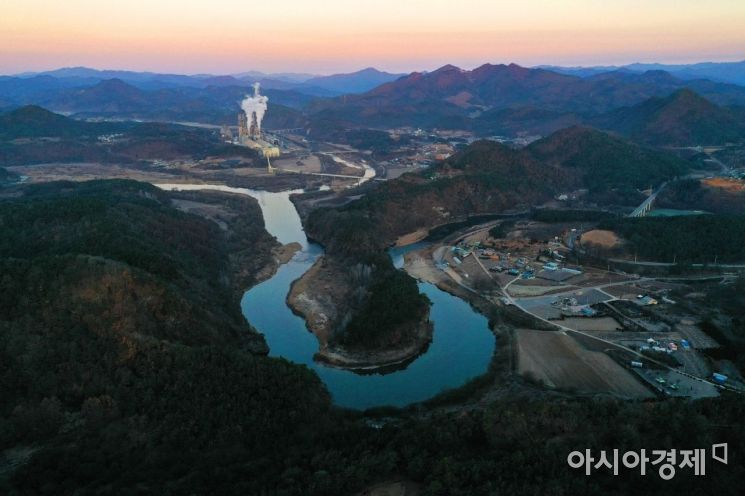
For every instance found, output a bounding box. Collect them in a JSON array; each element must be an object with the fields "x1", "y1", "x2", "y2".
[{"x1": 399, "y1": 216, "x2": 745, "y2": 400}]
